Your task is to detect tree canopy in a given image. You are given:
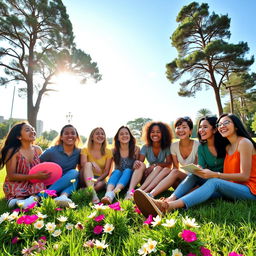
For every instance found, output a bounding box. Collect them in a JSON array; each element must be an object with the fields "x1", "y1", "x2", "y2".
[
  {"x1": 127, "y1": 117, "x2": 152, "y2": 139},
  {"x1": 166, "y1": 2, "x2": 254, "y2": 115},
  {"x1": 0, "y1": 0, "x2": 101, "y2": 129}
]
